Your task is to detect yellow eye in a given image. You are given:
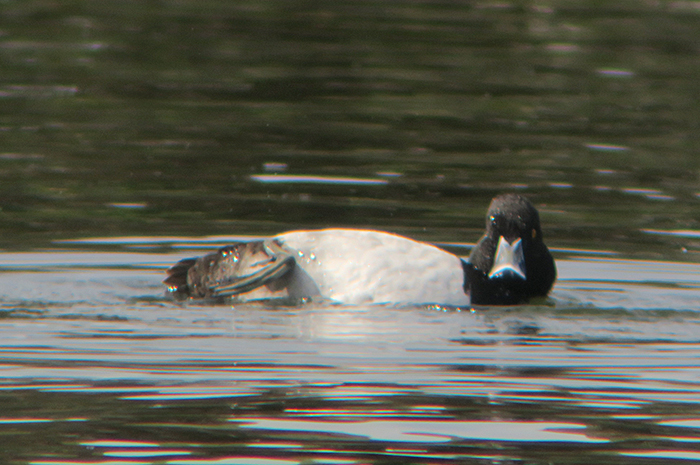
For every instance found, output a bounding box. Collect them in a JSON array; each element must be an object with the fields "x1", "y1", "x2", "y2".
[{"x1": 532, "y1": 229, "x2": 537, "y2": 239}]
